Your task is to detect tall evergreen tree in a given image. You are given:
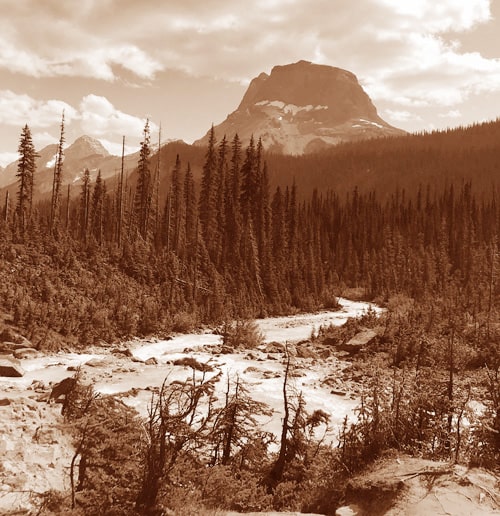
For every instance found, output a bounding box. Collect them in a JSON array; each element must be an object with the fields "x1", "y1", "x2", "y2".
[
  {"x1": 199, "y1": 125, "x2": 218, "y2": 252},
  {"x1": 116, "y1": 136, "x2": 126, "y2": 246},
  {"x1": 239, "y1": 136, "x2": 257, "y2": 225},
  {"x1": 50, "y1": 111, "x2": 65, "y2": 234},
  {"x1": 184, "y1": 162, "x2": 197, "y2": 263},
  {"x1": 91, "y1": 170, "x2": 105, "y2": 244},
  {"x1": 170, "y1": 154, "x2": 185, "y2": 255},
  {"x1": 16, "y1": 124, "x2": 38, "y2": 232},
  {"x1": 223, "y1": 134, "x2": 242, "y2": 269},
  {"x1": 79, "y1": 168, "x2": 91, "y2": 242},
  {"x1": 134, "y1": 119, "x2": 152, "y2": 240}
]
